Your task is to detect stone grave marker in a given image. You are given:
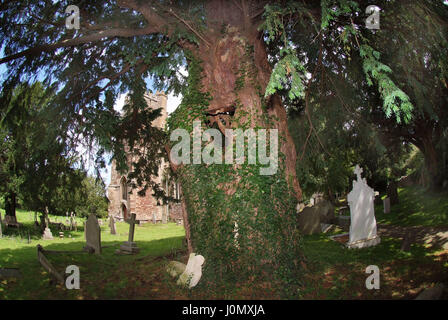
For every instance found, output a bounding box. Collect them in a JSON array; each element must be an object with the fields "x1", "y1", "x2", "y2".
[
  {"x1": 70, "y1": 212, "x2": 77, "y2": 231},
  {"x1": 383, "y1": 197, "x2": 391, "y2": 214},
  {"x1": 42, "y1": 208, "x2": 53, "y2": 240},
  {"x1": 36, "y1": 244, "x2": 64, "y2": 284},
  {"x1": 177, "y1": 253, "x2": 205, "y2": 288},
  {"x1": 84, "y1": 214, "x2": 101, "y2": 254},
  {"x1": 387, "y1": 181, "x2": 399, "y2": 205},
  {"x1": 116, "y1": 213, "x2": 140, "y2": 254},
  {"x1": 346, "y1": 165, "x2": 381, "y2": 248},
  {"x1": 0, "y1": 268, "x2": 21, "y2": 279},
  {"x1": 109, "y1": 216, "x2": 116, "y2": 235}
]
